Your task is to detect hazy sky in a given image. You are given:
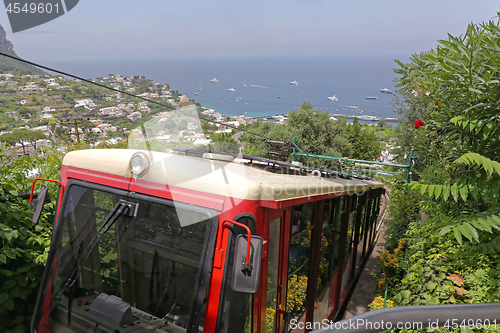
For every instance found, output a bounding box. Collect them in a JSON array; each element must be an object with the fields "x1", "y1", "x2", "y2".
[{"x1": 0, "y1": 0, "x2": 499, "y2": 61}]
